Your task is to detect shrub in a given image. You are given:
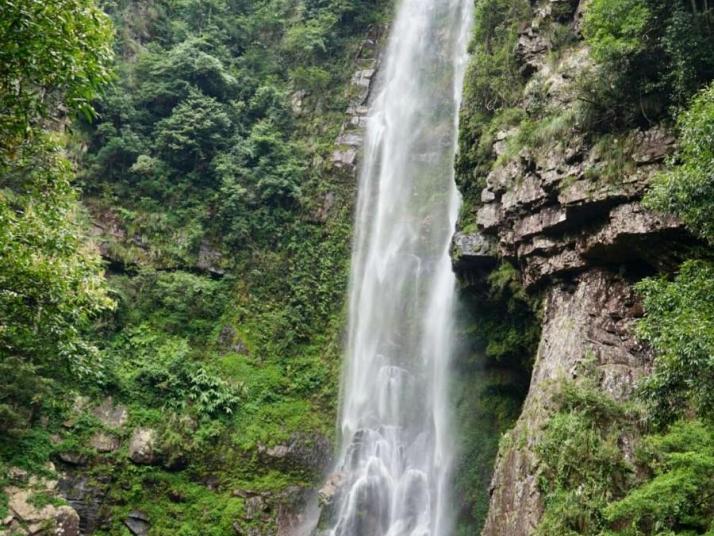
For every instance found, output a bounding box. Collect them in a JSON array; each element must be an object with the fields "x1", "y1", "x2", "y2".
[
  {"x1": 635, "y1": 260, "x2": 714, "y2": 424},
  {"x1": 644, "y1": 83, "x2": 714, "y2": 243},
  {"x1": 605, "y1": 420, "x2": 714, "y2": 535}
]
